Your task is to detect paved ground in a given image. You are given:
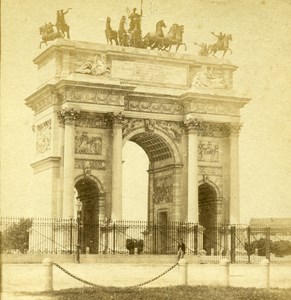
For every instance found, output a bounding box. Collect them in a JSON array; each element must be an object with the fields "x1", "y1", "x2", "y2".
[{"x1": 2, "y1": 262, "x2": 291, "y2": 298}]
